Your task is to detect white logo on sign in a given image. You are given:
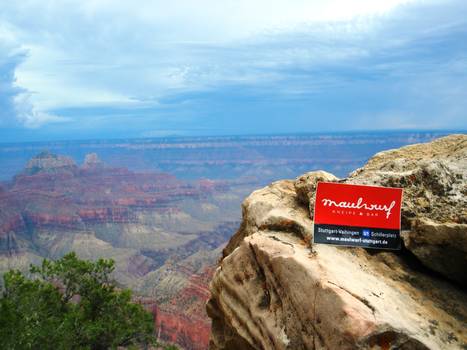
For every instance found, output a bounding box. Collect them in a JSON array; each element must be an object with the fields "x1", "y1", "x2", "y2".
[{"x1": 321, "y1": 197, "x2": 396, "y2": 219}]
